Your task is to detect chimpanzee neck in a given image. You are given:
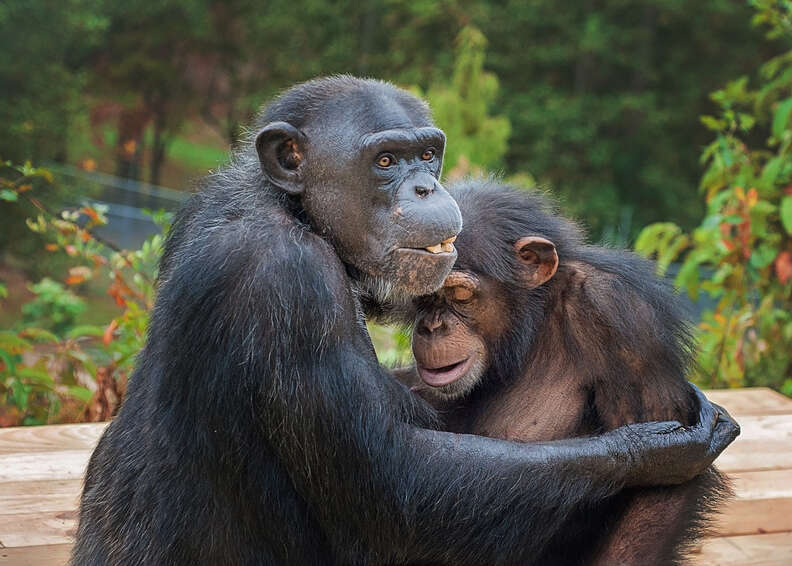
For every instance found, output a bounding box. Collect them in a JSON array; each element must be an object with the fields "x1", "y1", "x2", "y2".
[{"x1": 487, "y1": 285, "x2": 551, "y2": 389}]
